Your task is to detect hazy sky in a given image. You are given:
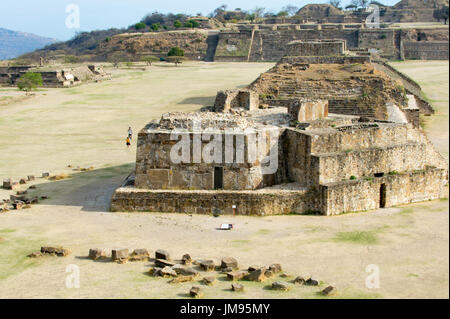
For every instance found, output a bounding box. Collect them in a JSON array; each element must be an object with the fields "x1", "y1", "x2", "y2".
[{"x1": 0, "y1": 0, "x2": 399, "y2": 40}]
